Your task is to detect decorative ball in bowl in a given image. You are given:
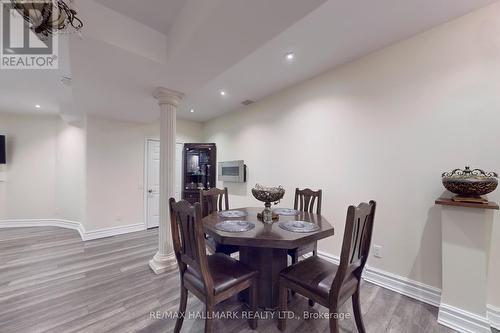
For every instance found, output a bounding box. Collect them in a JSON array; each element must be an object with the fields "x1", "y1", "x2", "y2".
[
  {"x1": 252, "y1": 184, "x2": 285, "y2": 224},
  {"x1": 442, "y1": 166, "x2": 498, "y2": 197},
  {"x1": 251, "y1": 184, "x2": 285, "y2": 204}
]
